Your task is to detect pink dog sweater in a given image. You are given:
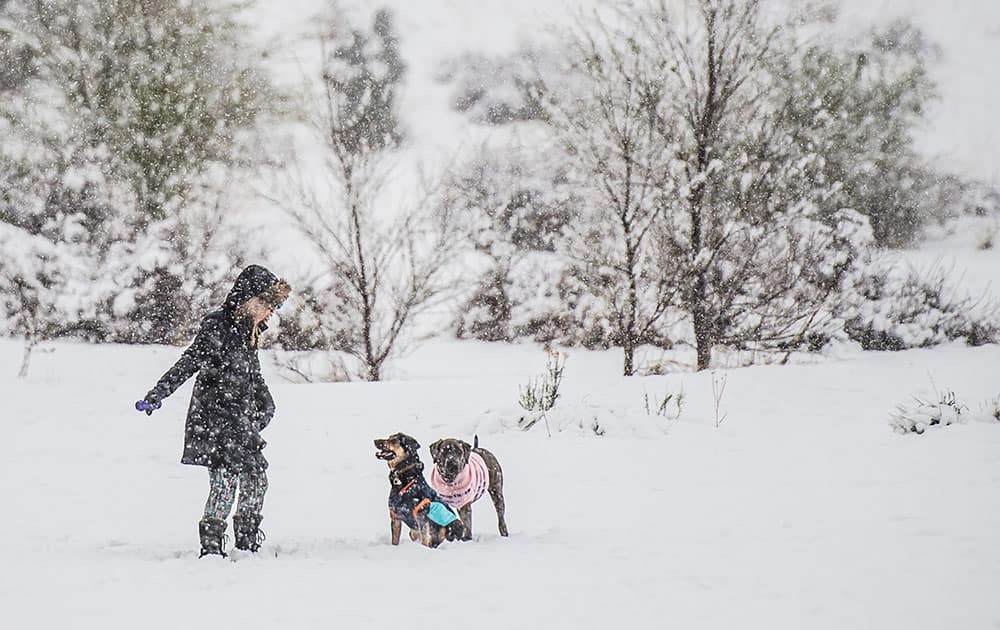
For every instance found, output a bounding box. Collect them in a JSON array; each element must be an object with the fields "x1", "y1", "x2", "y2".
[{"x1": 430, "y1": 452, "x2": 489, "y2": 509}]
